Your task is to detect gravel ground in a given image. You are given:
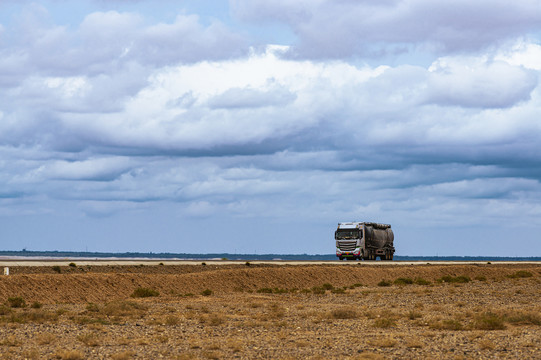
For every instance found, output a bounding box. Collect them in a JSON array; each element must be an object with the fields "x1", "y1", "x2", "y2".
[{"x1": 0, "y1": 264, "x2": 539, "y2": 359}]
